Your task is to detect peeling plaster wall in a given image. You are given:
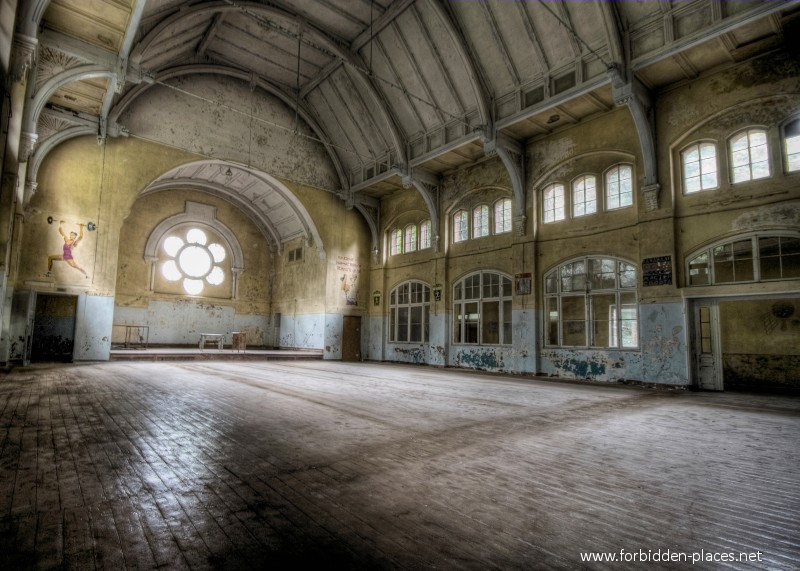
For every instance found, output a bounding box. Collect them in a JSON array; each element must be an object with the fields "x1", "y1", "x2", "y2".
[
  {"x1": 279, "y1": 313, "x2": 324, "y2": 350},
  {"x1": 113, "y1": 302, "x2": 270, "y2": 348},
  {"x1": 539, "y1": 303, "x2": 688, "y2": 385},
  {"x1": 74, "y1": 295, "x2": 113, "y2": 361},
  {"x1": 114, "y1": 189, "x2": 273, "y2": 347},
  {"x1": 719, "y1": 298, "x2": 800, "y2": 389},
  {"x1": 119, "y1": 75, "x2": 339, "y2": 191}
]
